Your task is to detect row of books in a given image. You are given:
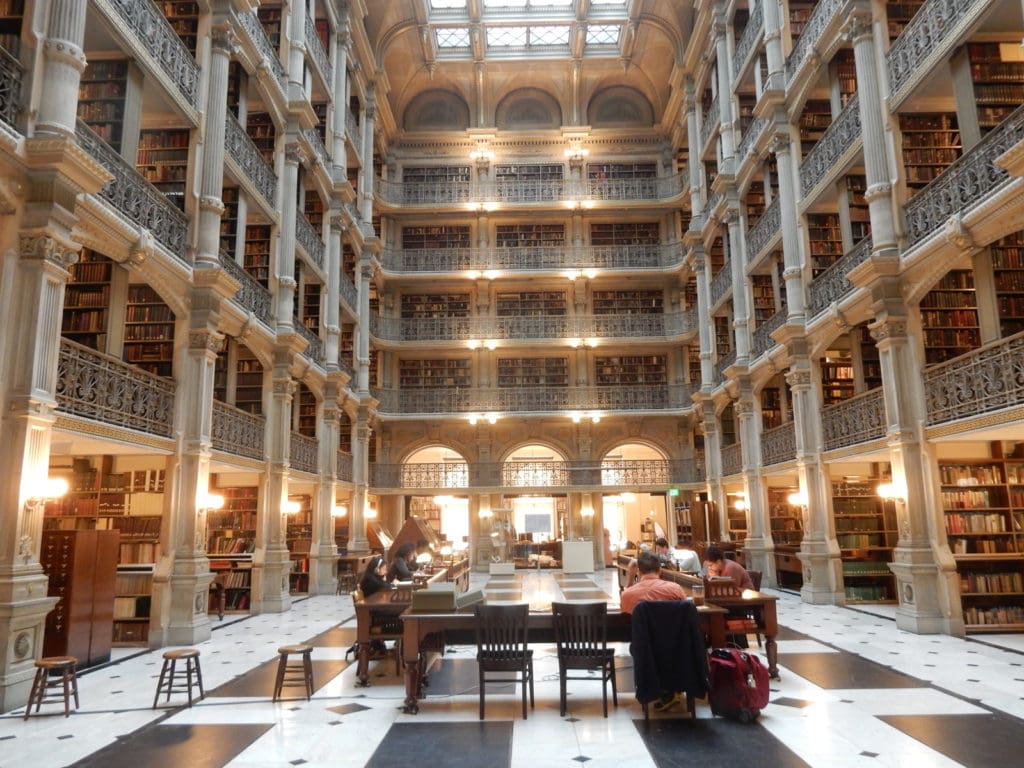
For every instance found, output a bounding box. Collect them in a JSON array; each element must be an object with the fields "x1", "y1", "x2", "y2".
[
  {"x1": 208, "y1": 536, "x2": 255, "y2": 554},
  {"x1": 962, "y1": 605, "x2": 1024, "y2": 626},
  {"x1": 945, "y1": 512, "x2": 1008, "y2": 533},
  {"x1": 950, "y1": 537, "x2": 1019, "y2": 555},
  {"x1": 960, "y1": 571, "x2": 1024, "y2": 595}
]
